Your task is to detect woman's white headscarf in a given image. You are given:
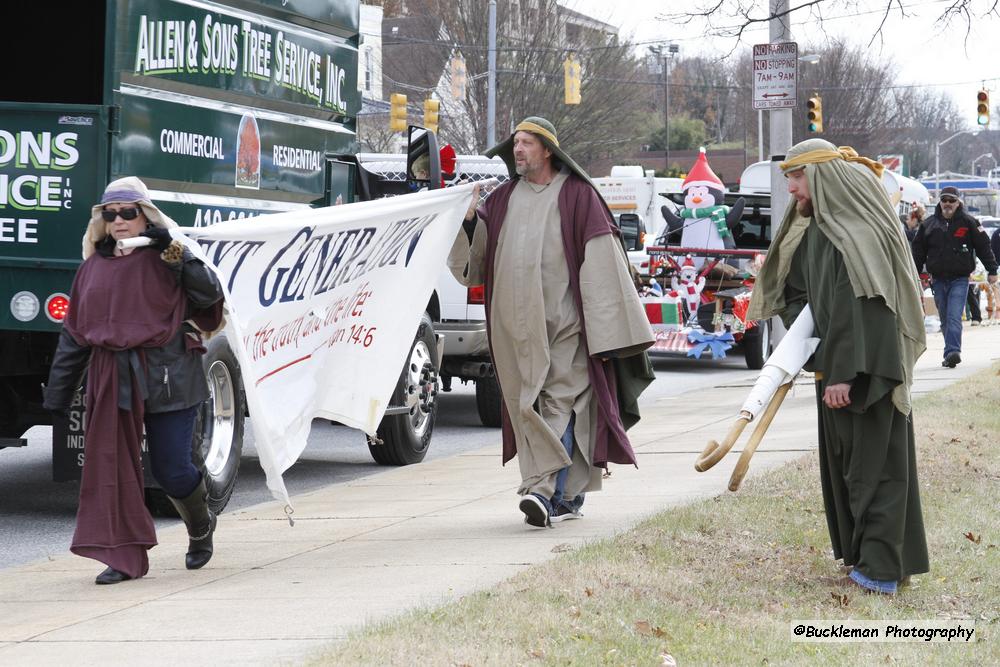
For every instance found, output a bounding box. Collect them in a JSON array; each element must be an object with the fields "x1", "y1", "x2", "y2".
[{"x1": 82, "y1": 176, "x2": 178, "y2": 259}]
